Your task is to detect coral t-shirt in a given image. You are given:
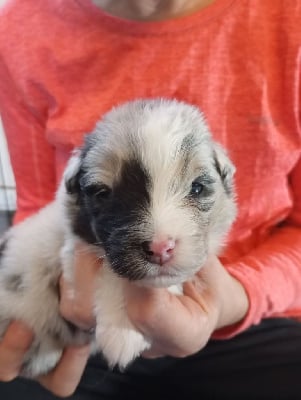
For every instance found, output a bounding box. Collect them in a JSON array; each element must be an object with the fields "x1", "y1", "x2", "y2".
[{"x1": 0, "y1": 0, "x2": 301, "y2": 337}]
